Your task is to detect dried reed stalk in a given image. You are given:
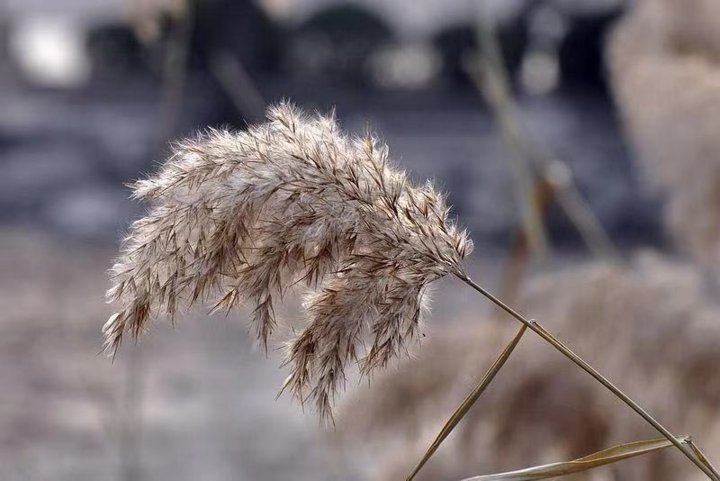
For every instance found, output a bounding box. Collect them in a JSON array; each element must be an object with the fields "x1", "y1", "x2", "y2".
[
  {"x1": 341, "y1": 254, "x2": 720, "y2": 481},
  {"x1": 454, "y1": 273, "x2": 715, "y2": 480}
]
